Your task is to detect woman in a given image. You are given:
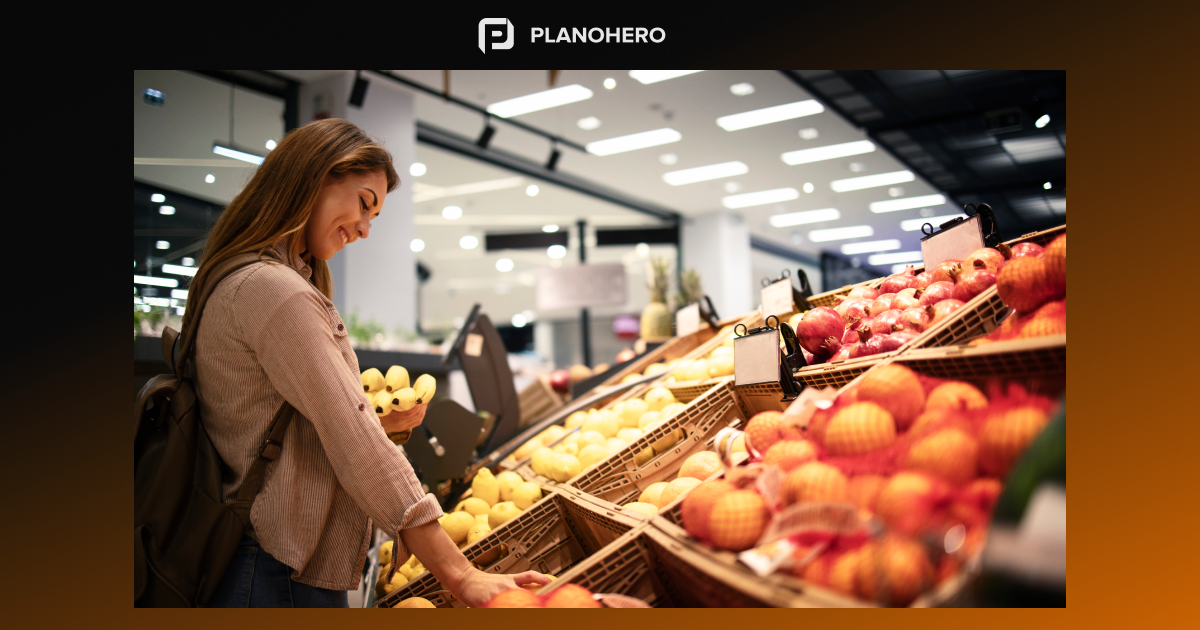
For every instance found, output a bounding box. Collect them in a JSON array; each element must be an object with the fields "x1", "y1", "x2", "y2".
[{"x1": 189, "y1": 118, "x2": 548, "y2": 607}]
